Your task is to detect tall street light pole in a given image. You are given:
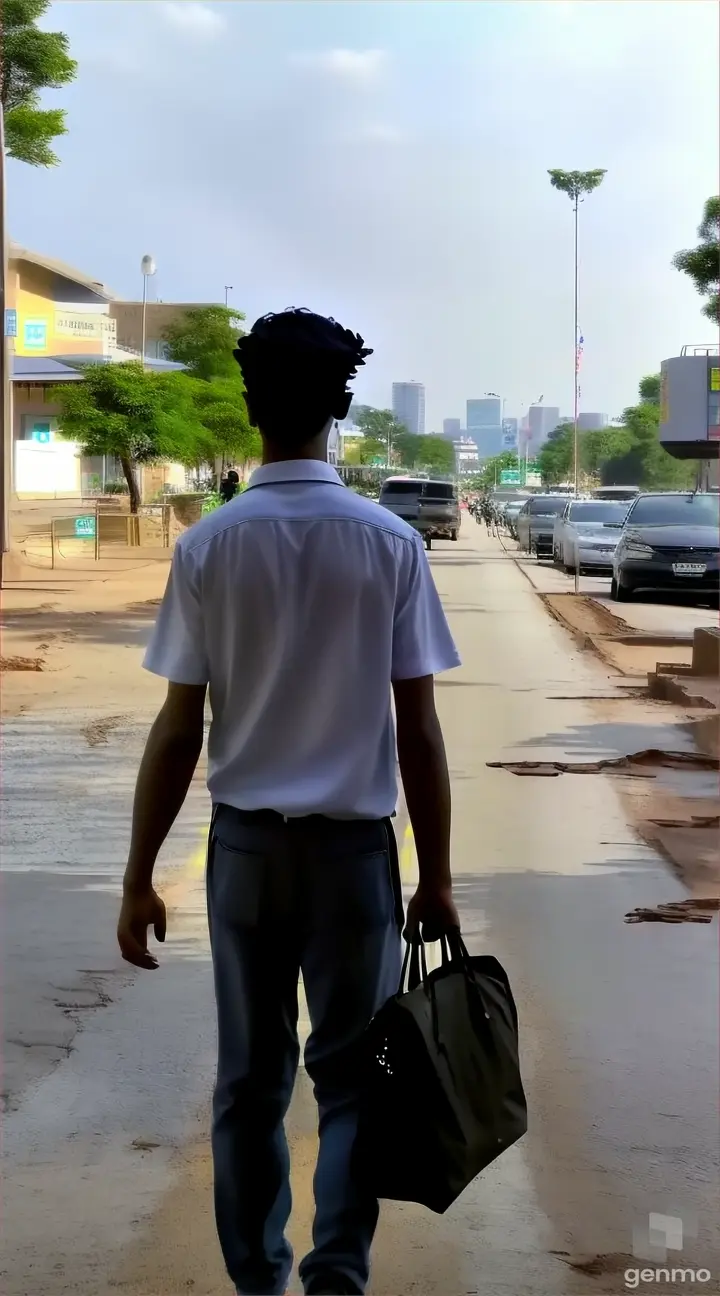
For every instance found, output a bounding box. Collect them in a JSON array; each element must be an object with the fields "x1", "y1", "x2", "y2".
[
  {"x1": 224, "y1": 285, "x2": 233, "y2": 307},
  {"x1": 548, "y1": 168, "x2": 606, "y2": 502},
  {"x1": 140, "y1": 255, "x2": 156, "y2": 370}
]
